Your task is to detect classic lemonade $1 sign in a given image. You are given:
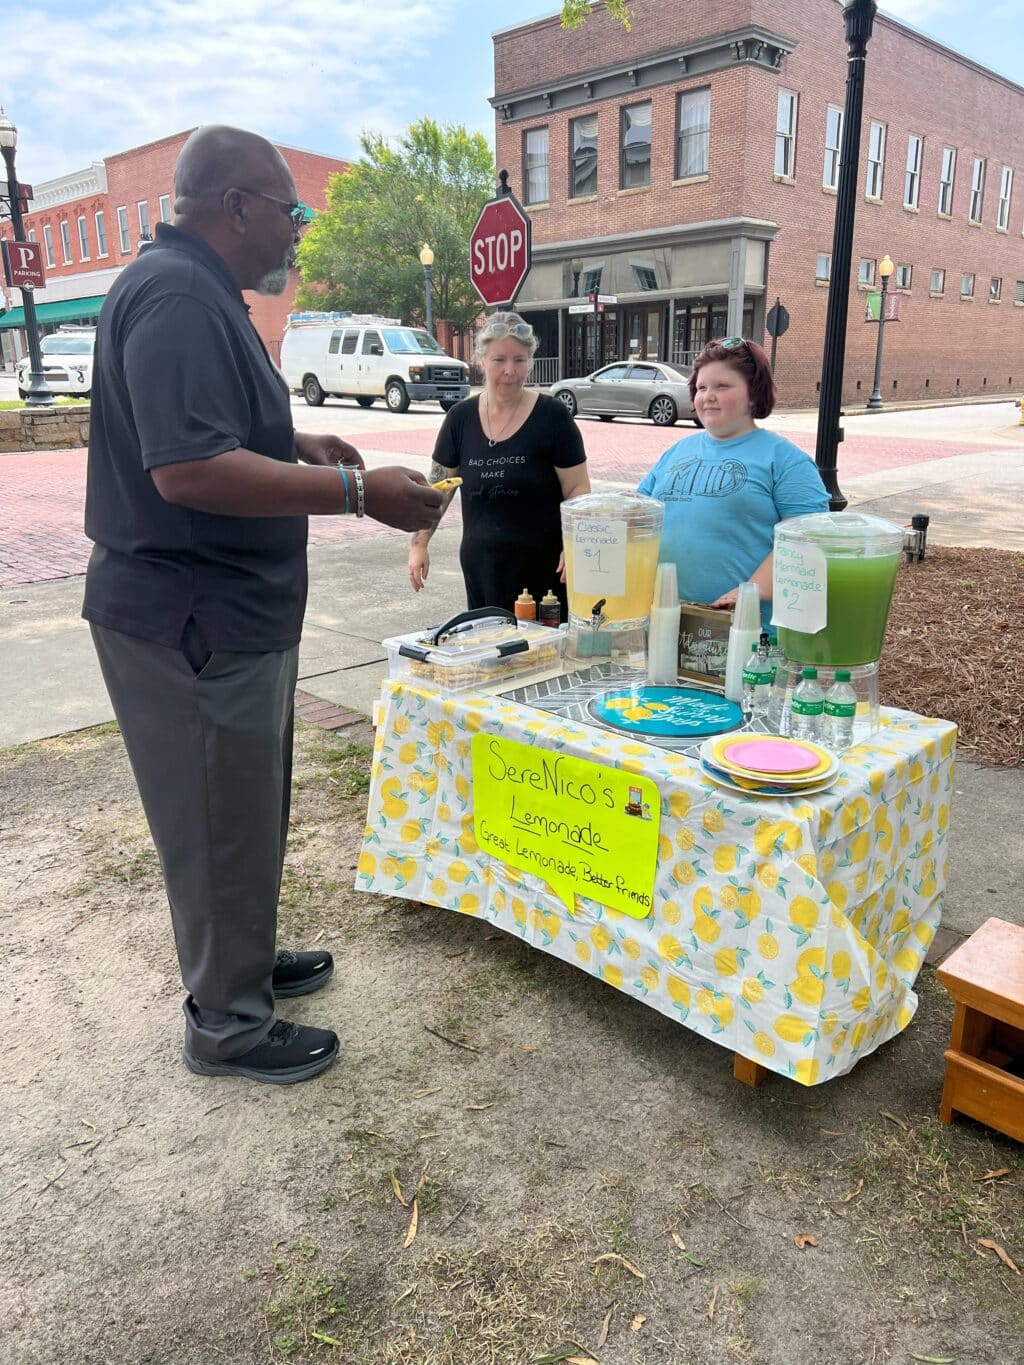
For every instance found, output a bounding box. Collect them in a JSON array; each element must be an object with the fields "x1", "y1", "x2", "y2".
[{"x1": 471, "y1": 734, "x2": 661, "y2": 919}]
